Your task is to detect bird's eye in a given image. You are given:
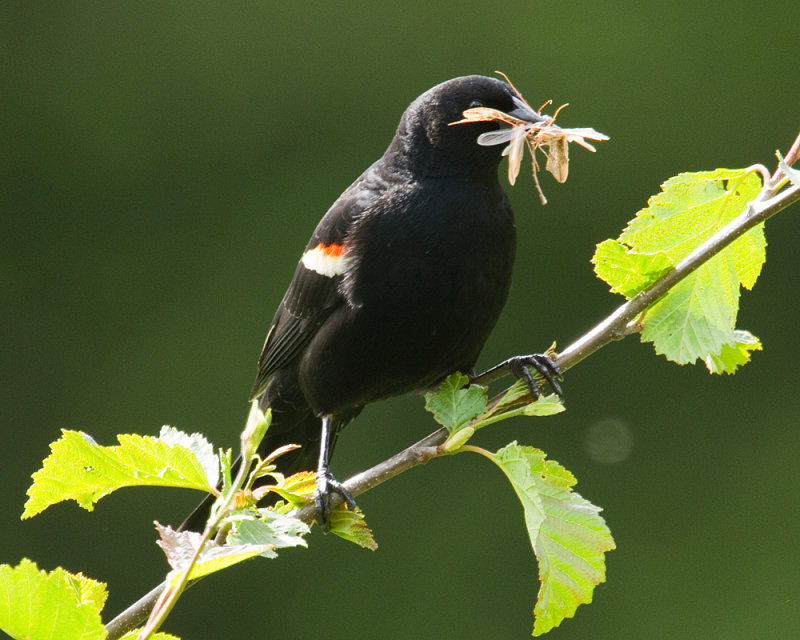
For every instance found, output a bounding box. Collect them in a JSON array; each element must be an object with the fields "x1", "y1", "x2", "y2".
[{"x1": 468, "y1": 99, "x2": 484, "y2": 108}]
